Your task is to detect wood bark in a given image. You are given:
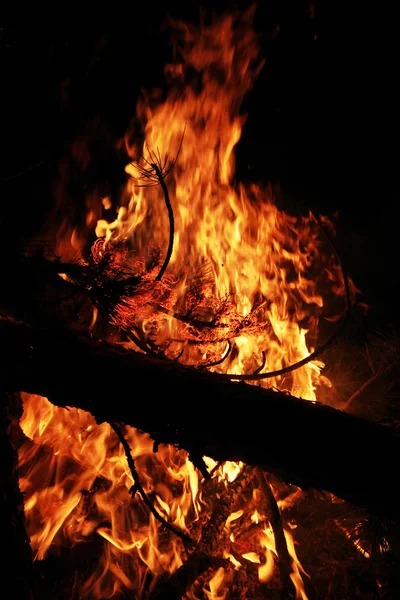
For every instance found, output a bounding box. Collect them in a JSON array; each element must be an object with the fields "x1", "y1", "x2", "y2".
[{"x1": 2, "y1": 317, "x2": 399, "y2": 521}]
